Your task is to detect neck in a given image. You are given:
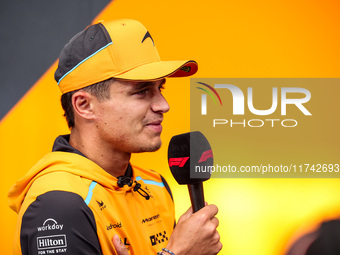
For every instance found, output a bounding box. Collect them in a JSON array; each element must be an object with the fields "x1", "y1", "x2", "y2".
[{"x1": 69, "y1": 128, "x2": 131, "y2": 177}]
